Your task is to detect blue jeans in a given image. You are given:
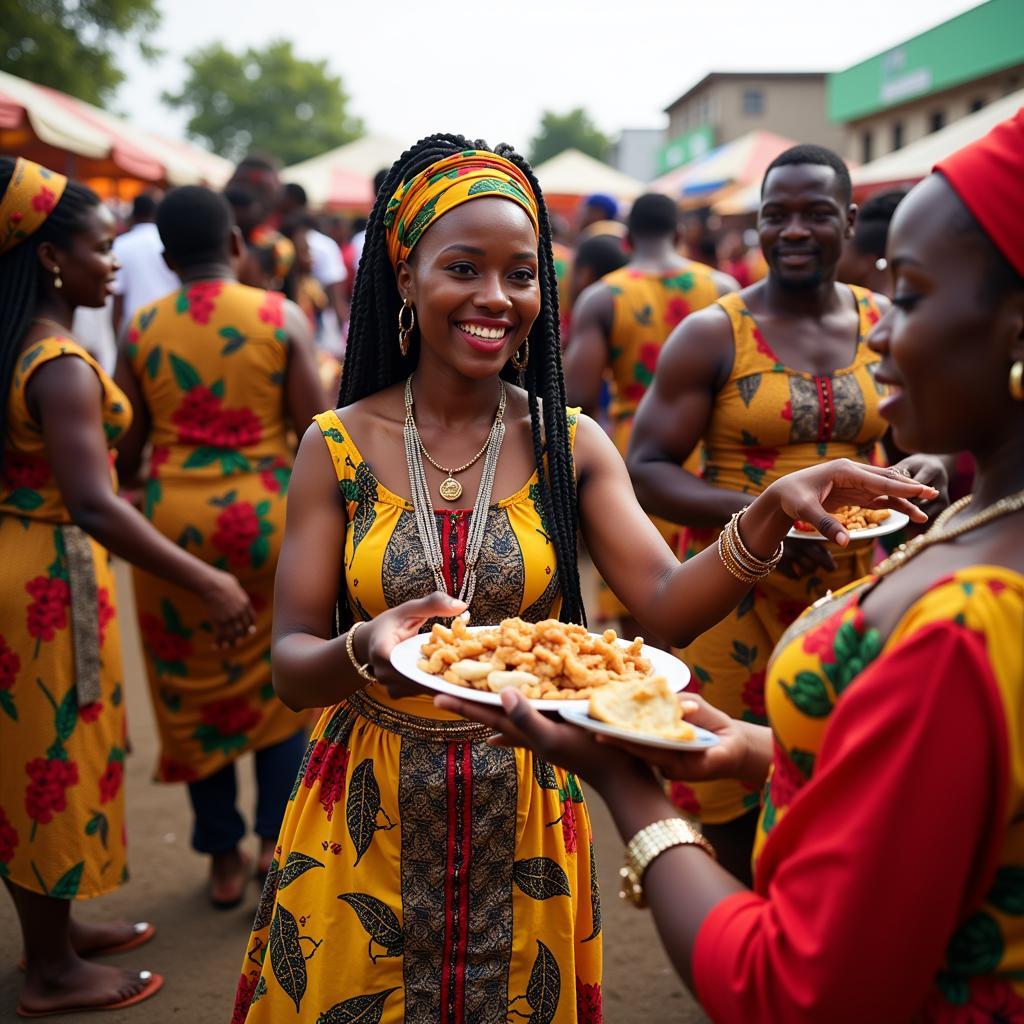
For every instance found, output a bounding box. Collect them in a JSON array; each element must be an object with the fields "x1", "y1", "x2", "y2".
[{"x1": 186, "y1": 729, "x2": 307, "y2": 855}]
